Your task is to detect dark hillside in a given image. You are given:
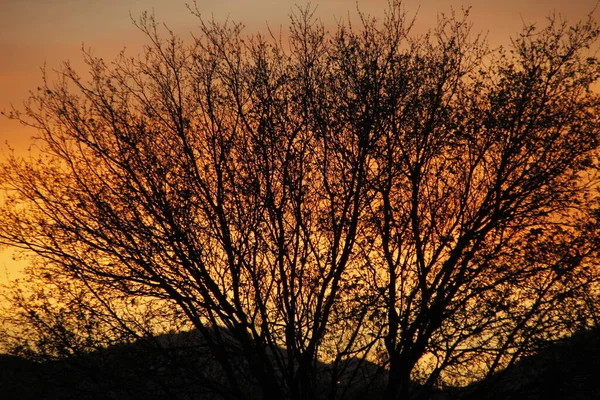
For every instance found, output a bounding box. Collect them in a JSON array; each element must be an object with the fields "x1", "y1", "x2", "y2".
[
  {"x1": 0, "y1": 328, "x2": 383, "y2": 400},
  {"x1": 5, "y1": 327, "x2": 600, "y2": 399},
  {"x1": 458, "y1": 328, "x2": 600, "y2": 400},
  {"x1": 0, "y1": 354, "x2": 42, "y2": 400}
]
